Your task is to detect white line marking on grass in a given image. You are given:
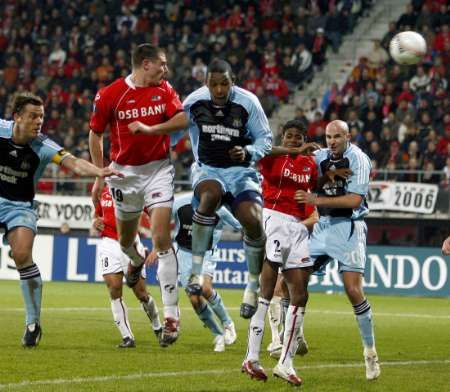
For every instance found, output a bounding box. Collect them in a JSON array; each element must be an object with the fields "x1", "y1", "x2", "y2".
[
  {"x1": 3, "y1": 308, "x2": 450, "y2": 319},
  {"x1": 1, "y1": 359, "x2": 449, "y2": 389}
]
